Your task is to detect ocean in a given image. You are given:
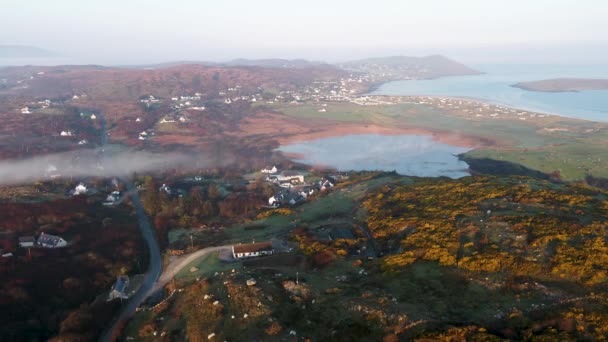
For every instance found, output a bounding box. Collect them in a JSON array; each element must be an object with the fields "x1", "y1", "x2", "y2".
[{"x1": 371, "y1": 64, "x2": 608, "y2": 122}]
